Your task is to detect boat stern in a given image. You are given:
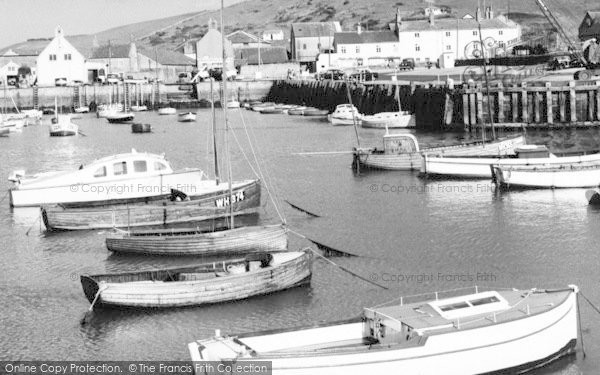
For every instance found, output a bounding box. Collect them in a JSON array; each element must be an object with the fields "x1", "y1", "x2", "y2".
[{"x1": 80, "y1": 275, "x2": 100, "y2": 304}]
